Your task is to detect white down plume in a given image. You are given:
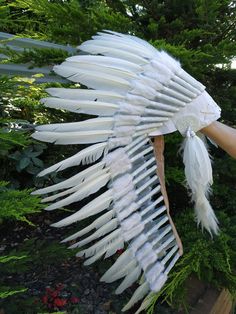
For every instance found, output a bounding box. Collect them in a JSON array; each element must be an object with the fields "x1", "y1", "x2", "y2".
[{"x1": 32, "y1": 30, "x2": 218, "y2": 312}]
